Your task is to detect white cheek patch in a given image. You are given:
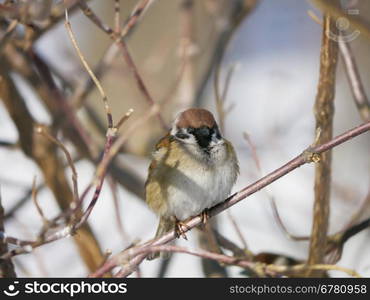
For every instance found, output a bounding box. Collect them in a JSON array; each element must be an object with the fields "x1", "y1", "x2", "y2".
[
  {"x1": 170, "y1": 125, "x2": 178, "y2": 137},
  {"x1": 171, "y1": 126, "x2": 198, "y2": 145},
  {"x1": 184, "y1": 134, "x2": 197, "y2": 145},
  {"x1": 209, "y1": 132, "x2": 224, "y2": 147}
]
